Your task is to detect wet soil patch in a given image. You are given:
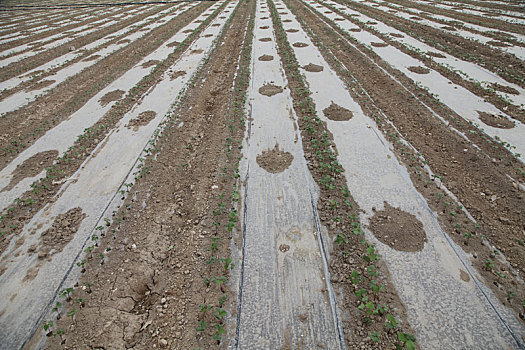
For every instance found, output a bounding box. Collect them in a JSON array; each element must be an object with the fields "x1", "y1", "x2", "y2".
[
  {"x1": 407, "y1": 66, "x2": 430, "y2": 74},
  {"x1": 370, "y1": 42, "x2": 388, "y2": 47},
  {"x1": 83, "y1": 54, "x2": 101, "y2": 61},
  {"x1": 126, "y1": 110, "x2": 157, "y2": 131},
  {"x1": 169, "y1": 70, "x2": 186, "y2": 80},
  {"x1": 99, "y1": 89, "x2": 125, "y2": 107},
  {"x1": 1, "y1": 150, "x2": 58, "y2": 193},
  {"x1": 323, "y1": 101, "x2": 353, "y2": 121},
  {"x1": 259, "y1": 37, "x2": 272, "y2": 42},
  {"x1": 258, "y1": 54, "x2": 274, "y2": 61},
  {"x1": 256, "y1": 144, "x2": 294, "y2": 173},
  {"x1": 478, "y1": 111, "x2": 515, "y2": 129},
  {"x1": 303, "y1": 63, "x2": 324, "y2": 72},
  {"x1": 259, "y1": 83, "x2": 283, "y2": 96},
  {"x1": 37, "y1": 207, "x2": 86, "y2": 262},
  {"x1": 369, "y1": 203, "x2": 427, "y2": 252},
  {"x1": 292, "y1": 42, "x2": 309, "y2": 47},
  {"x1": 489, "y1": 83, "x2": 519, "y2": 95},
  {"x1": 25, "y1": 79, "x2": 55, "y2": 91}
]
